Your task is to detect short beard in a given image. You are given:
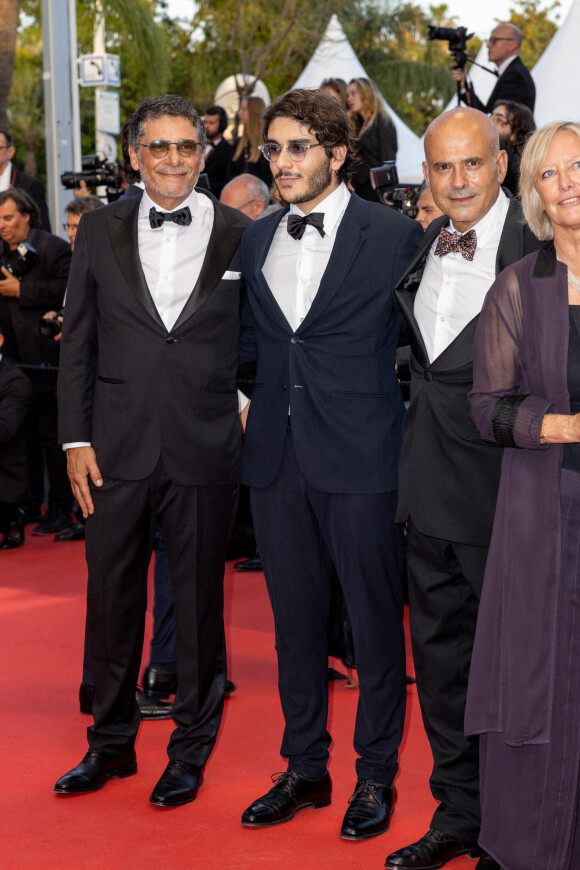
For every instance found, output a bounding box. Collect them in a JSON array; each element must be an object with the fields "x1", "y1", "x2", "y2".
[{"x1": 275, "y1": 157, "x2": 333, "y2": 205}]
